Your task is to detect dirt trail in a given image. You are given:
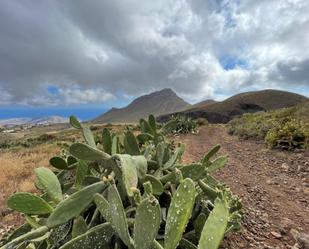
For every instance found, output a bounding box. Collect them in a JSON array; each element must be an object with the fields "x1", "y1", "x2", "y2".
[{"x1": 179, "y1": 126, "x2": 309, "y2": 249}]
